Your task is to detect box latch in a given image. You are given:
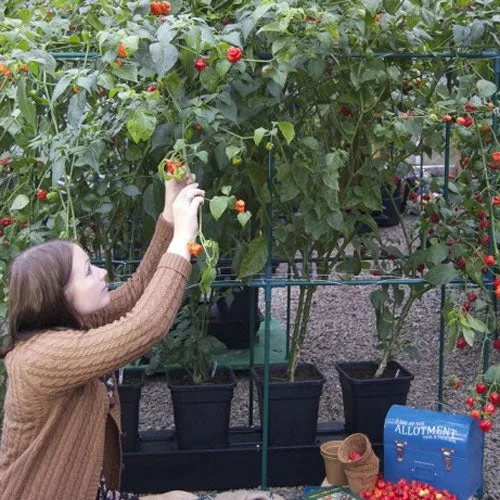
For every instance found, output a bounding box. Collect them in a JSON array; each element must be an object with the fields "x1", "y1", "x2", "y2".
[
  {"x1": 441, "y1": 448, "x2": 454, "y2": 471},
  {"x1": 395, "y1": 440, "x2": 407, "y2": 462}
]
